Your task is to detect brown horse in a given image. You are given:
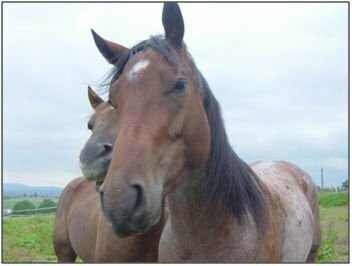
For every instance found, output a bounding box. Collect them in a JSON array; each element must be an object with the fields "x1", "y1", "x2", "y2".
[
  {"x1": 92, "y1": 3, "x2": 320, "y2": 262},
  {"x1": 53, "y1": 87, "x2": 166, "y2": 262}
]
